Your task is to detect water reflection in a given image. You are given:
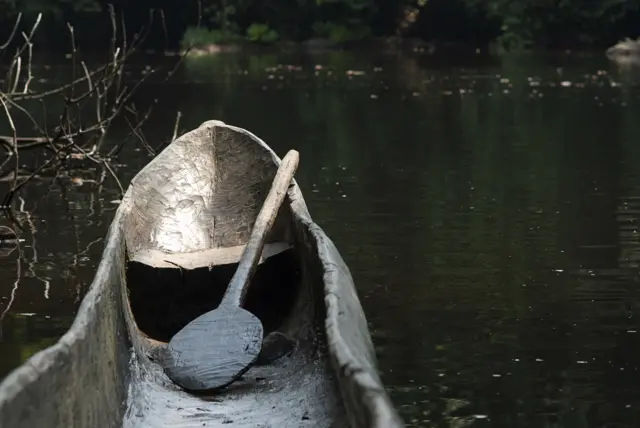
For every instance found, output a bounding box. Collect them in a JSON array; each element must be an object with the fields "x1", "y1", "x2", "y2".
[
  {"x1": 0, "y1": 169, "x2": 124, "y2": 377},
  {"x1": 2, "y1": 51, "x2": 640, "y2": 426}
]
